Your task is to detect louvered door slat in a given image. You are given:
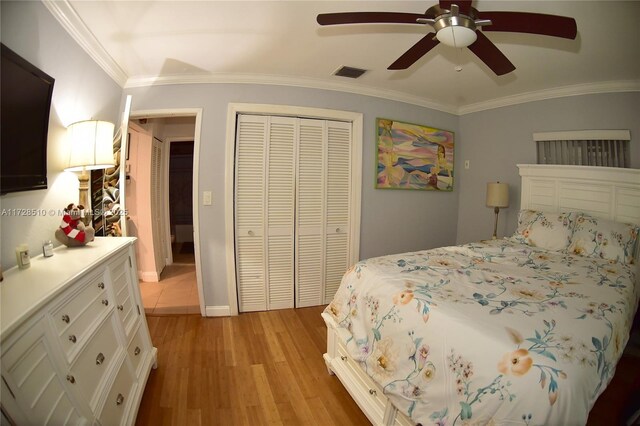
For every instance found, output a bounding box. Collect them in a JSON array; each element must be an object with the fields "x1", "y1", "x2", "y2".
[
  {"x1": 235, "y1": 116, "x2": 267, "y2": 312},
  {"x1": 327, "y1": 124, "x2": 351, "y2": 227},
  {"x1": 268, "y1": 235, "x2": 294, "y2": 309},
  {"x1": 325, "y1": 233, "x2": 349, "y2": 303},
  {"x1": 296, "y1": 119, "x2": 326, "y2": 308},
  {"x1": 266, "y1": 117, "x2": 296, "y2": 310},
  {"x1": 324, "y1": 121, "x2": 351, "y2": 303}
]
